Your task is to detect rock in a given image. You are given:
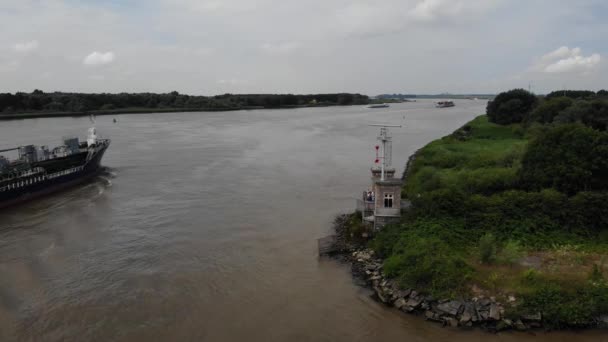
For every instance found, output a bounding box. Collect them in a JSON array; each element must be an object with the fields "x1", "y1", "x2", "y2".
[
  {"x1": 394, "y1": 298, "x2": 407, "y2": 310},
  {"x1": 463, "y1": 303, "x2": 478, "y2": 323},
  {"x1": 488, "y1": 303, "x2": 501, "y2": 321},
  {"x1": 402, "y1": 305, "x2": 415, "y2": 313},
  {"x1": 437, "y1": 300, "x2": 463, "y2": 317},
  {"x1": 507, "y1": 295, "x2": 516, "y2": 303},
  {"x1": 522, "y1": 312, "x2": 542, "y2": 322},
  {"x1": 478, "y1": 298, "x2": 491, "y2": 308},
  {"x1": 365, "y1": 264, "x2": 377, "y2": 271},
  {"x1": 405, "y1": 297, "x2": 422, "y2": 309},
  {"x1": 459, "y1": 311, "x2": 472, "y2": 324},
  {"x1": 394, "y1": 289, "x2": 411, "y2": 299},
  {"x1": 495, "y1": 320, "x2": 510, "y2": 331},
  {"x1": 377, "y1": 292, "x2": 389, "y2": 304},
  {"x1": 514, "y1": 319, "x2": 527, "y2": 331},
  {"x1": 478, "y1": 309, "x2": 489, "y2": 321},
  {"x1": 444, "y1": 317, "x2": 459, "y2": 328},
  {"x1": 425, "y1": 310, "x2": 438, "y2": 321},
  {"x1": 598, "y1": 315, "x2": 608, "y2": 328}
]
